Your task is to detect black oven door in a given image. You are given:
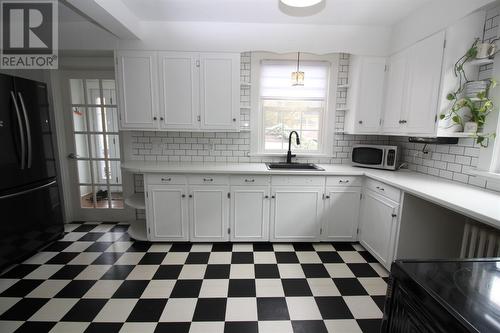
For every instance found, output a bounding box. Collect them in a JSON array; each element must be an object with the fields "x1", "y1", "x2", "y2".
[{"x1": 352, "y1": 147, "x2": 384, "y2": 165}]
